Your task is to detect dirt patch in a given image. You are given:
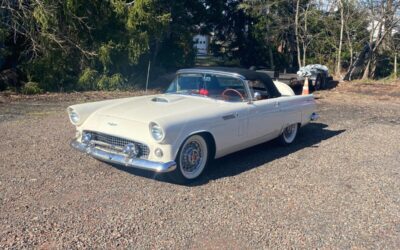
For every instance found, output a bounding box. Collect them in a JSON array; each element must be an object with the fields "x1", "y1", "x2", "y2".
[
  {"x1": 0, "y1": 90, "x2": 160, "y2": 123},
  {"x1": 332, "y1": 82, "x2": 400, "y2": 98},
  {"x1": 312, "y1": 81, "x2": 400, "y2": 108},
  {"x1": 0, "y1": 90, "x2": 159, "y2": 104}
]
